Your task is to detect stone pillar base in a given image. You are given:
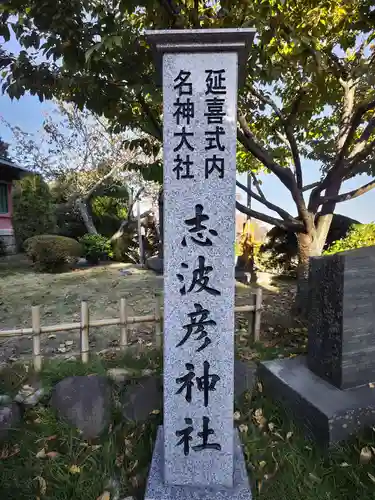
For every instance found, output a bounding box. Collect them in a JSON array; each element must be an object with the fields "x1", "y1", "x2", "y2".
[
  {"x1": 258, "y1": 356, "x2": 375, "y2": 447},
  {"x1": 145, "y1": 426, "x2": 252, "y2": 500}
]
